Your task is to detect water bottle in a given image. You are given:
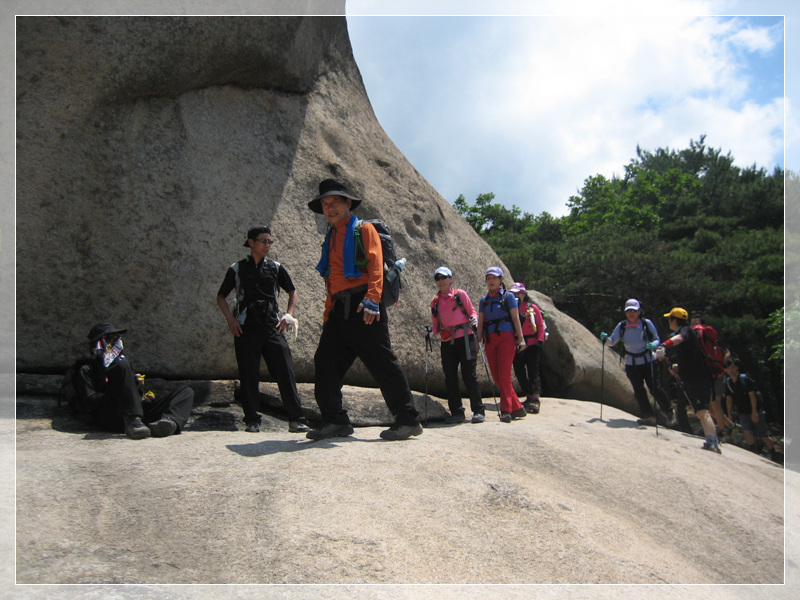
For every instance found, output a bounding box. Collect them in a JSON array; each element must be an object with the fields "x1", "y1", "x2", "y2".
[{"x1": 385, "y1": 257, "x2": 406, "y2": 284}]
